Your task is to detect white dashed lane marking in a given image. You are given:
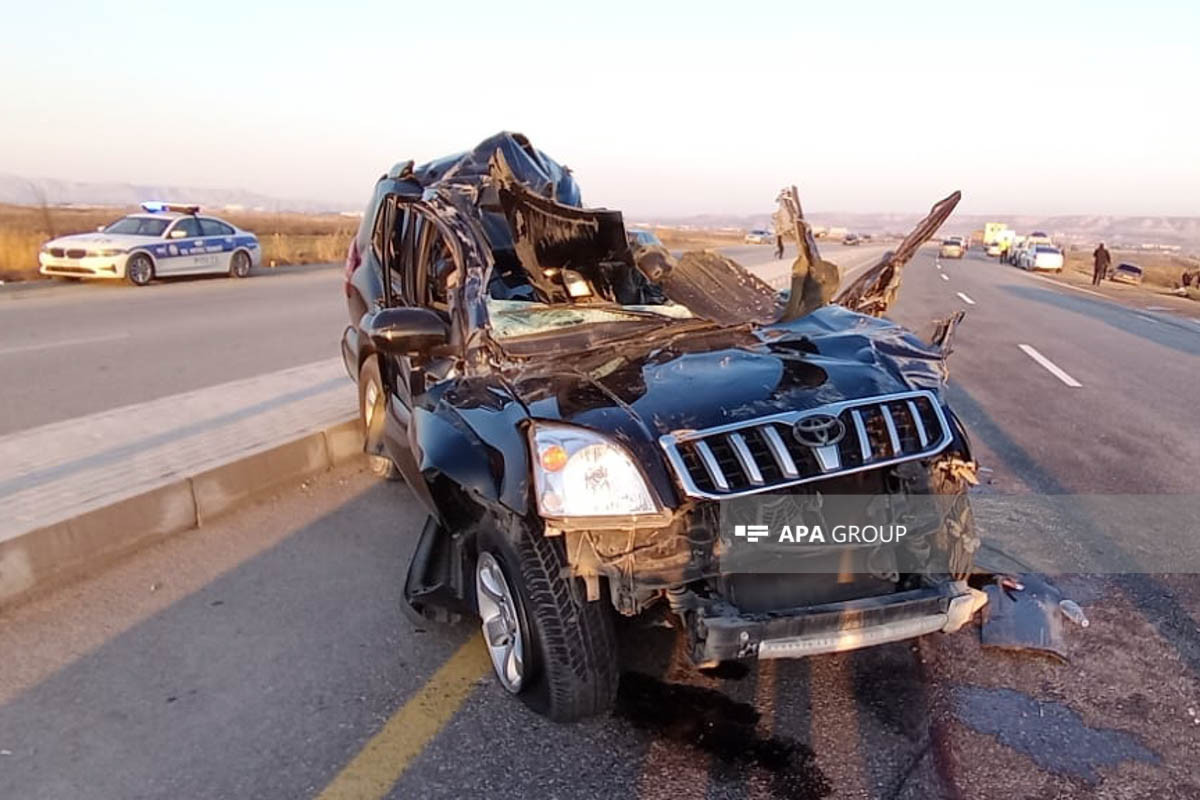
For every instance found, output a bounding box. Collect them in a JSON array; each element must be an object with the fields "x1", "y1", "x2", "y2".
[
  {"x1": 940, "y1": 274, "x2": 949, "y2": 281},
  {"x1": 1018, "y1": 344, "x2": 1082, "y2": 388},
  {"x1": 956, "y1": 292, "x2": 976, "y2": 305}
]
